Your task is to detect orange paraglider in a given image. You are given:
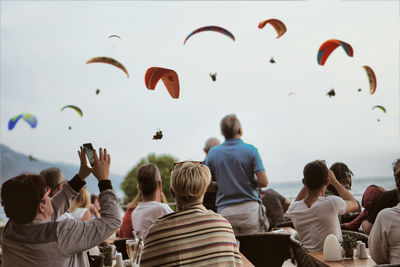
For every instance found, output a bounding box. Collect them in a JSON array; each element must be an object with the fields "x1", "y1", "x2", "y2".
[
  {"x1": 258, "y1": 19, "x2": 286, "y2": 38},
  {"x1": 317, "y1": 39, "x2": 353, "y2": 66},
  {"x1": 145, "y1": 67, "x2": 180, "y2": 99}
]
